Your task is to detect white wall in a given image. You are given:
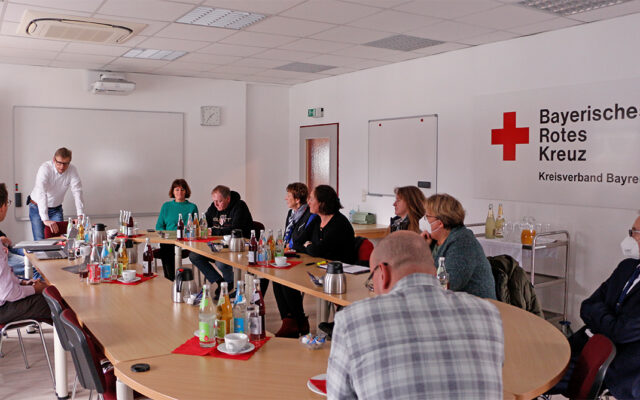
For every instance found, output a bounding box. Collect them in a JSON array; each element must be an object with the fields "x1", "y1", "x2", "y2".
[
  {"x1": 245, "y1": 84, "x2": 290, "y2": 232},
  {"x1": 289, "y1": 13, "x2": 640, "y2": 325},
  {"x1": 0, "y1": 64, "x2": 254, "y2": 239}
]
